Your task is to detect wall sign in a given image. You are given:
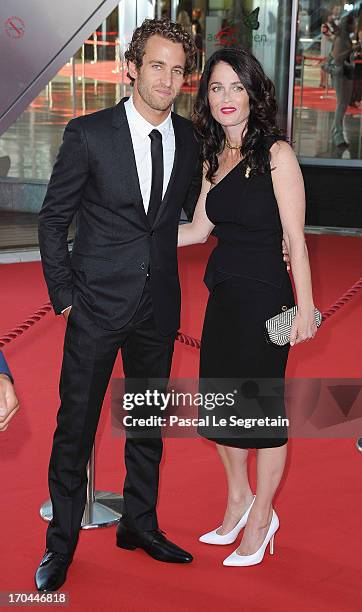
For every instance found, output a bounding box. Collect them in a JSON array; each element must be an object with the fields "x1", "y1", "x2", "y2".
[{"x1": 4, "y1": 16, "x2": 25, "y2": 39}]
